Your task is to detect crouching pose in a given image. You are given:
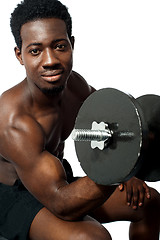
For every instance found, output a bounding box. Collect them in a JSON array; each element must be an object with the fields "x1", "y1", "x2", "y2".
[{"x1": 0, "y1": 0, "x2": 159, "y2": 239}]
